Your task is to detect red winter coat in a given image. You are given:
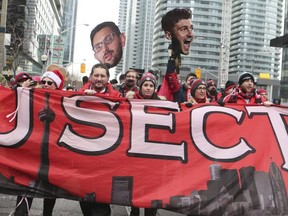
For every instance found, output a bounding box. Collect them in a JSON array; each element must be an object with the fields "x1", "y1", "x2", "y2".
[{"x1": 79, "y1": 82, "x2": 121, "y2": 97}]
